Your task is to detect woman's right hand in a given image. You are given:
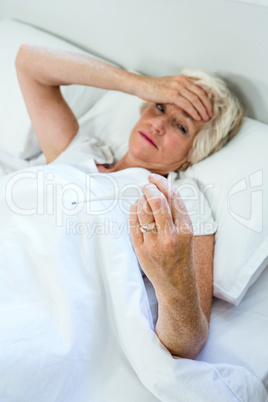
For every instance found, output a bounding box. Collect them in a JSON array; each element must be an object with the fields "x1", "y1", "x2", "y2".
[{"x1": 133, "y1": 74, "x2": 213, "y2": 121}]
